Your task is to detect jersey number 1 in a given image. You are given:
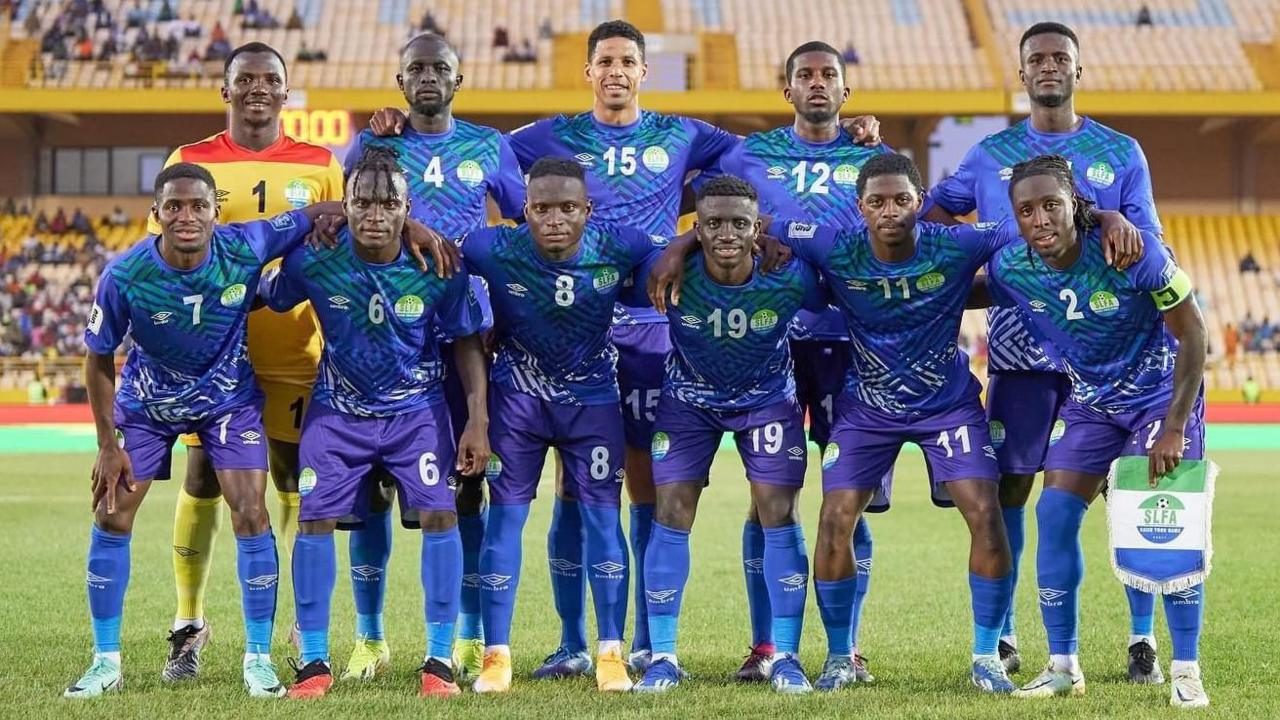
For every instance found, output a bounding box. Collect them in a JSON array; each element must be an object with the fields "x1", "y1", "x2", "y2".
[{"x1": 252, "y1": 180, "x2": 267, "y2": 214}]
